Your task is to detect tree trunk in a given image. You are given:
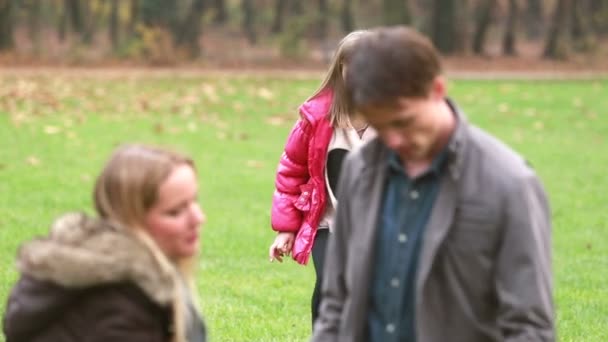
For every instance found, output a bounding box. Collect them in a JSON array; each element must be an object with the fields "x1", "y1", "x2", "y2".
[
  {"x1": 453, "y1": 0, "x2": 470, "y2": 54},
  {"x1": 58, "y1": 1, "x2": 67, "y2": 41},
  {"x1": 589, "y1": 0, "x2": 608, "y2": 35},
  {"x1": 570, "y1": 0, "x2": 595, "y2": 50},
  {"x1": 242, "y1": 0, "x2": 256, "y2": 44},
  {"x1": 288, "y1": 0, "x2": 303, "y2": 16},
  {"x1": 524, "y1": 0, "x2": 543, "y2": 39},
  {"x1": 383, "y1": 0, "x2": 411, "y2": 26},
  {"x1": 570, "y1": 0, "x2": 590, "y2": 39},
  {"x1": 212, "y1": 0, "x2": 227, "y2": 25},
  {"x1": 176, "y1": 0, "x2": 205, "y2": 57},
  {"x1": 109, "y1": 0, "x2": 119, "y2": 49},
  {"x1": 318, "y1": 0, "x2": 328, "y2": 41},
  {"x1": 65, "y1": 0, "x2": 83, "y2": 35},
  {"x1": 271, "y1": 0, "x2": 286, "y2": 33},
  {"x1": 127, "y1": 0, "x2": 139, "y2": 38},
  {"x1": 431, "y1": 0, "x2": 461, "y2": 54},
  {"x1": 543, "y1": 0, "x2": 572, "y2": 59},
  {"x1": 28, "y1": 0, "x2": 42, "y2": 54},
  {"x1": 502, "y1": 0, "x2": 518, "y2": 56},
  {"x1": 472, "y1": 0, "x2": 496, "y2": 55},
  {"x1": 0, "y1": 0, "x2": 14, "y2": 51},
  {"x1": 81, "y1": 0, "x2": 100, "y2": 45},
  {"x1": 341, "y1": 0, "x2": 354, "y2": 33}
]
